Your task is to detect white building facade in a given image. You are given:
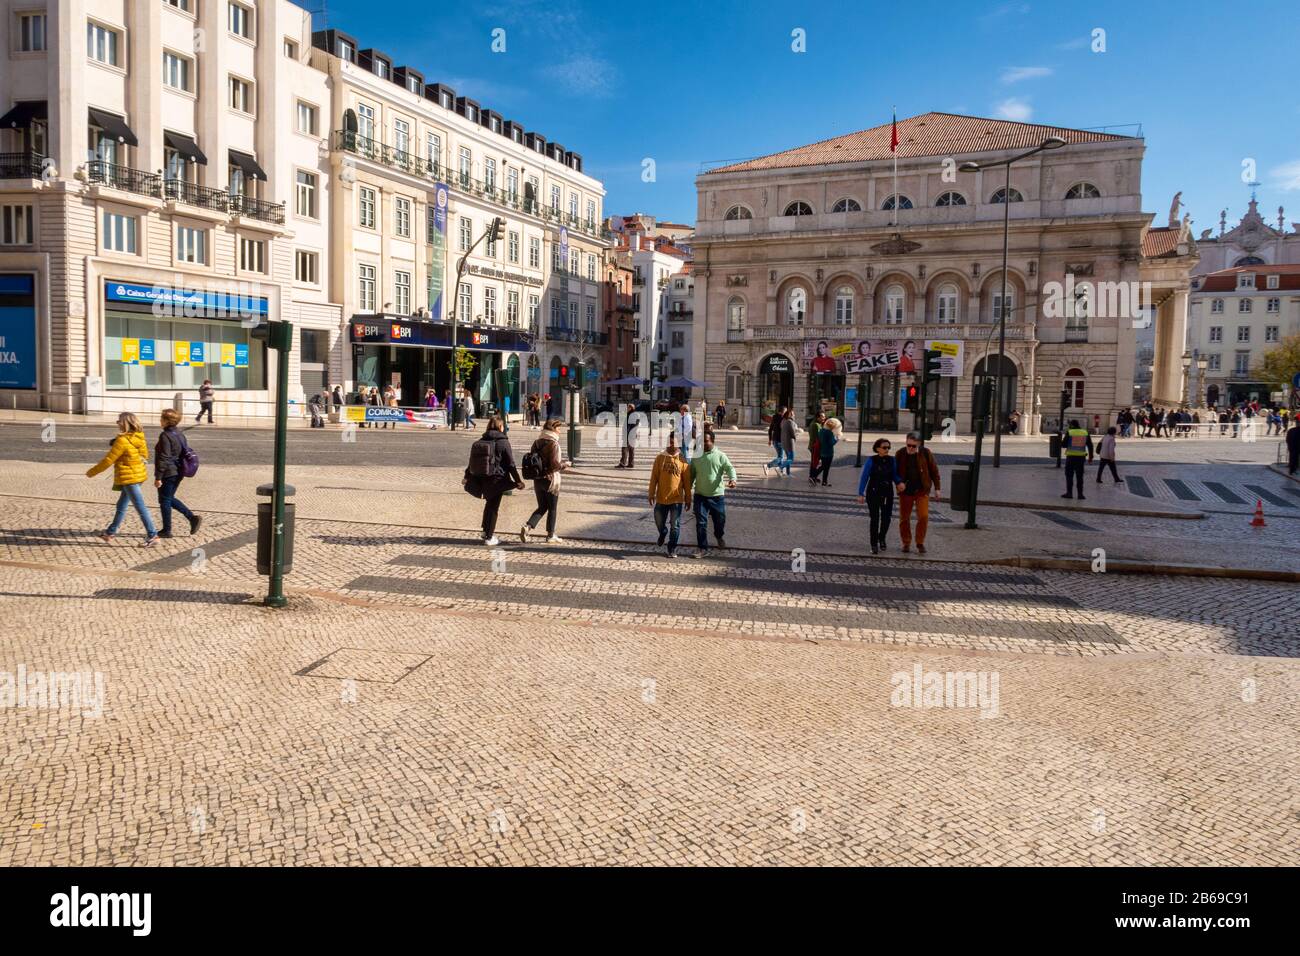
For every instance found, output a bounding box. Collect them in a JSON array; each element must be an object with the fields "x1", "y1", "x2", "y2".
[
  {"x1": 0, "y1": 0, "x2": 340, "y2": 414},
  {"x1": 313, "y1": 27, "x2": 608, "y2": 415}
]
